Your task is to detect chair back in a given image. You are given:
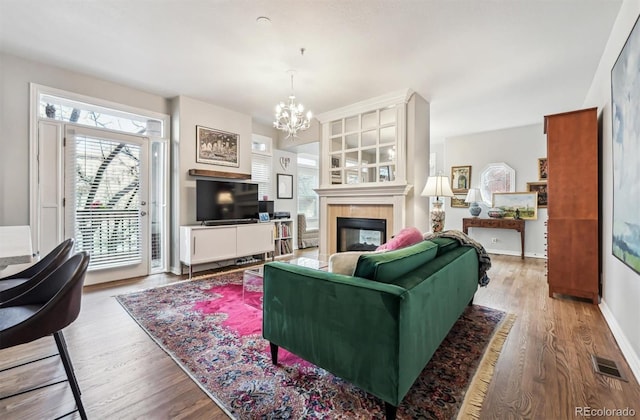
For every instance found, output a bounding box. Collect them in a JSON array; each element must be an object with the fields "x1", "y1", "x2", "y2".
[
  {"x1": 0, "y1": 252, "x2": 89, "y2": 348},
  {"x1": 0, "y1": 238, "x2": 74, "y2": 302},
  {"x1": 3, "y1": 238, "x2": 74, "y2": 280}
]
